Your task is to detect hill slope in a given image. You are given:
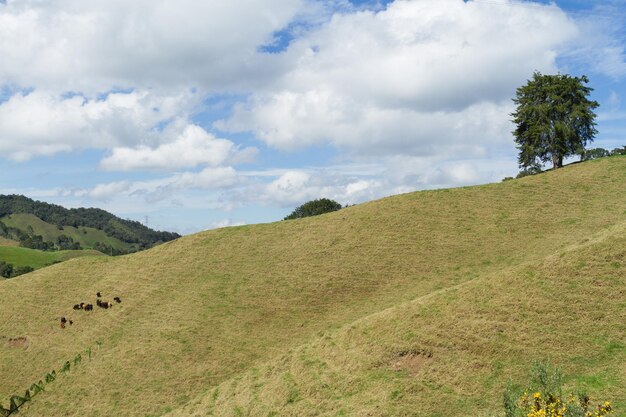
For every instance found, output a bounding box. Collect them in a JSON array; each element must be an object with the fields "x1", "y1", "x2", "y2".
[
  {"x1": 0, "y1": 213, "x2": 131, "y2": 251},
  {"x1": 170, "y1": 222, "x2": 626, "y2": 416},
  {"x1": 0, "y1": 195, "x2": 180, "y2": 254},
  {"x1": 0, "y1": 157, "x2": 624, "y2": 417}
]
